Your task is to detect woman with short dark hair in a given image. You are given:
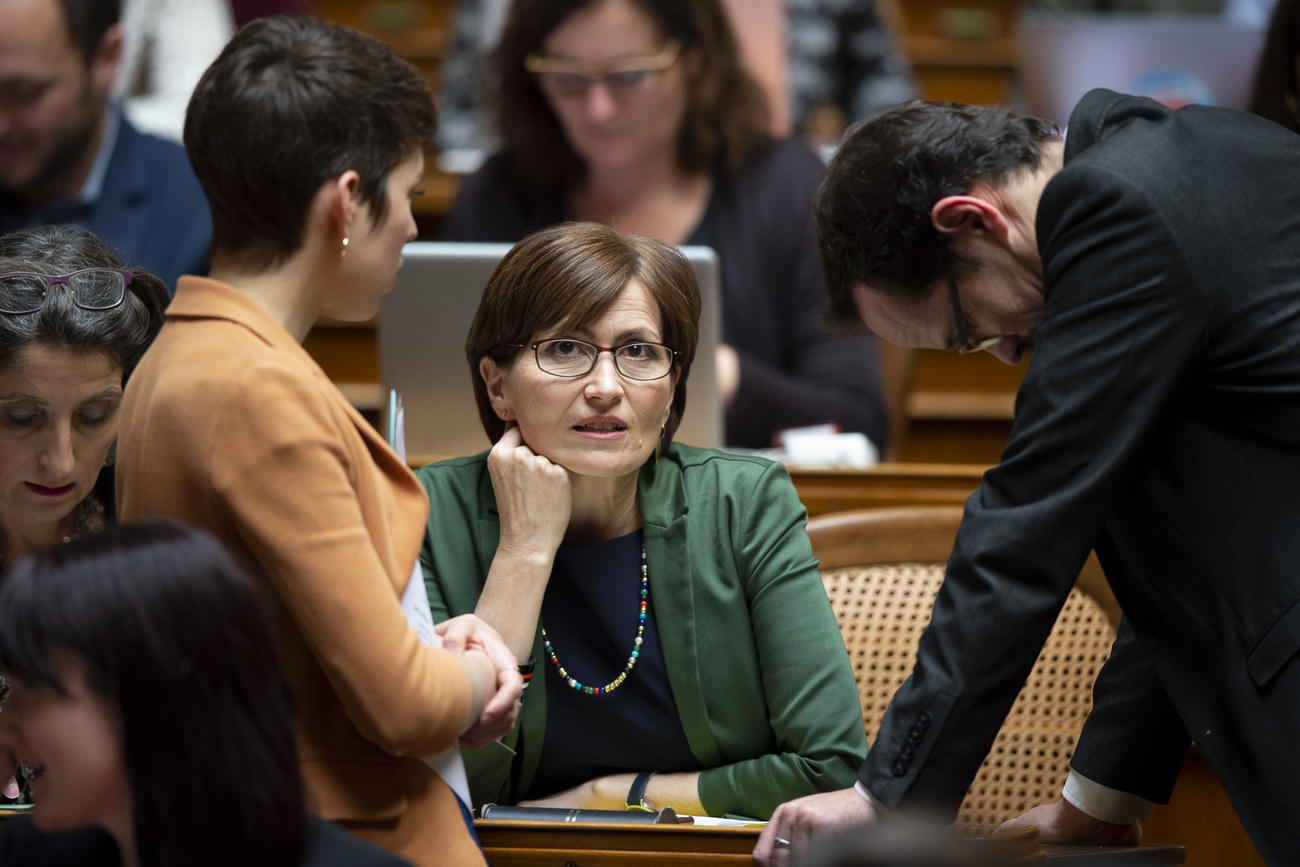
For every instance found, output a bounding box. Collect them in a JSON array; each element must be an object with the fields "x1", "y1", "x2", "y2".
[
  {"x1": 442, "y1": 0, "x2": 888, "y2": 451},
  {"x1": 420, "y1": 222, "x2": 866, "y2": 820},
  {"x1": 114, "y1": 16, "x2": 520, "y2": 866},
  {"x1": 0, "y1": 519, "x2": 411, "y2": 866}
]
